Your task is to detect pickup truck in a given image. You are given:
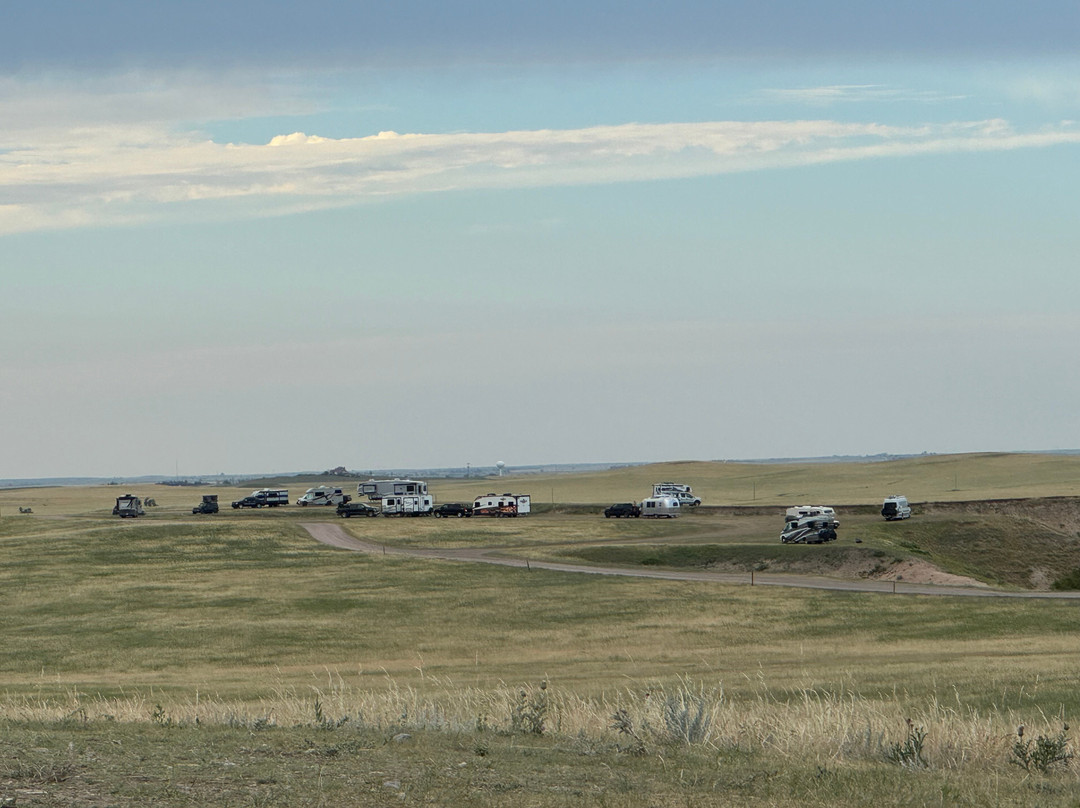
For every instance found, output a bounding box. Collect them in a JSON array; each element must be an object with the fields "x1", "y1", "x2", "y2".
[
  {"x1": 604, "y1": 502, "x2": 642, "y2": 518},
  {"x1": 336, "y1": 501, "x2": 380, "y2": 518},
  {"x1": 433, "y1": 503, "x2": 473, "y2": 518}
]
